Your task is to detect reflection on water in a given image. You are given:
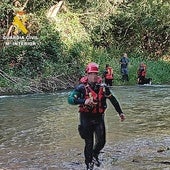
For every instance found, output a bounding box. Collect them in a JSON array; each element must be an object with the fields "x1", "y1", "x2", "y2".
[{"x1": 0, "y1": 86, "x2": 170, "y2": 170}]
